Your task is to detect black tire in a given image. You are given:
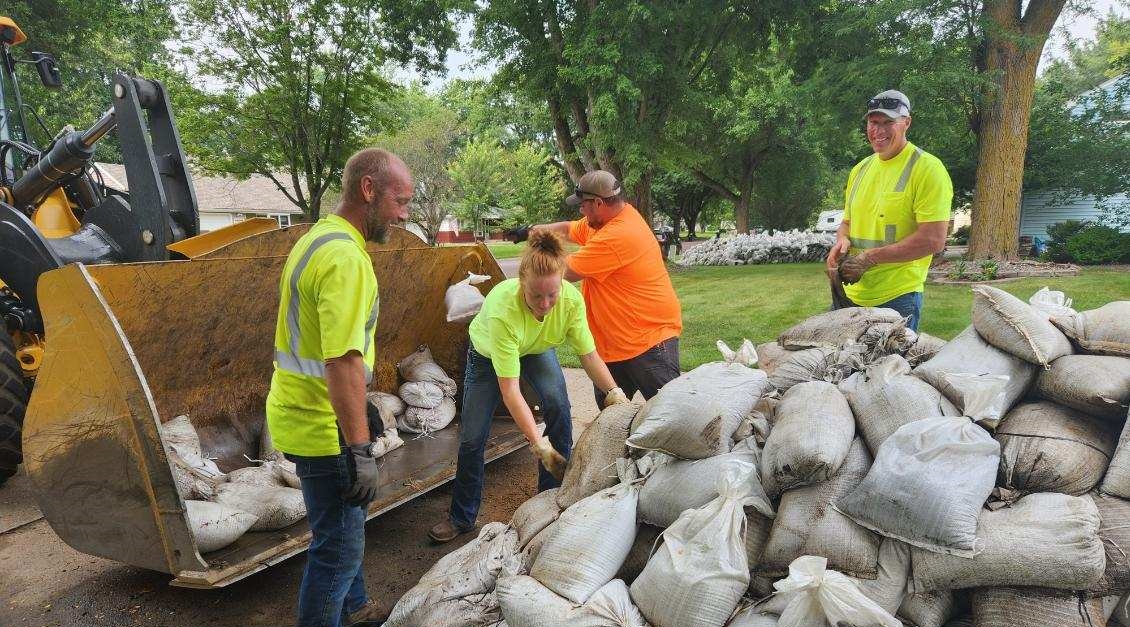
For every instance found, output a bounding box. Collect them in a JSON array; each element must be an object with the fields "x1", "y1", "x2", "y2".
[{"x1": 0, "y1": 332, "x2": 28, "y2": 486}]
